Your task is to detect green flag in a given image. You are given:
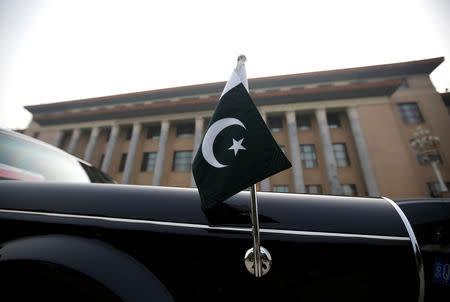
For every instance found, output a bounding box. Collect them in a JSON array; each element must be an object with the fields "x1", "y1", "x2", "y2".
[{"x1": 193, "y1": 56, "x2": 291, "y2": 210}]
